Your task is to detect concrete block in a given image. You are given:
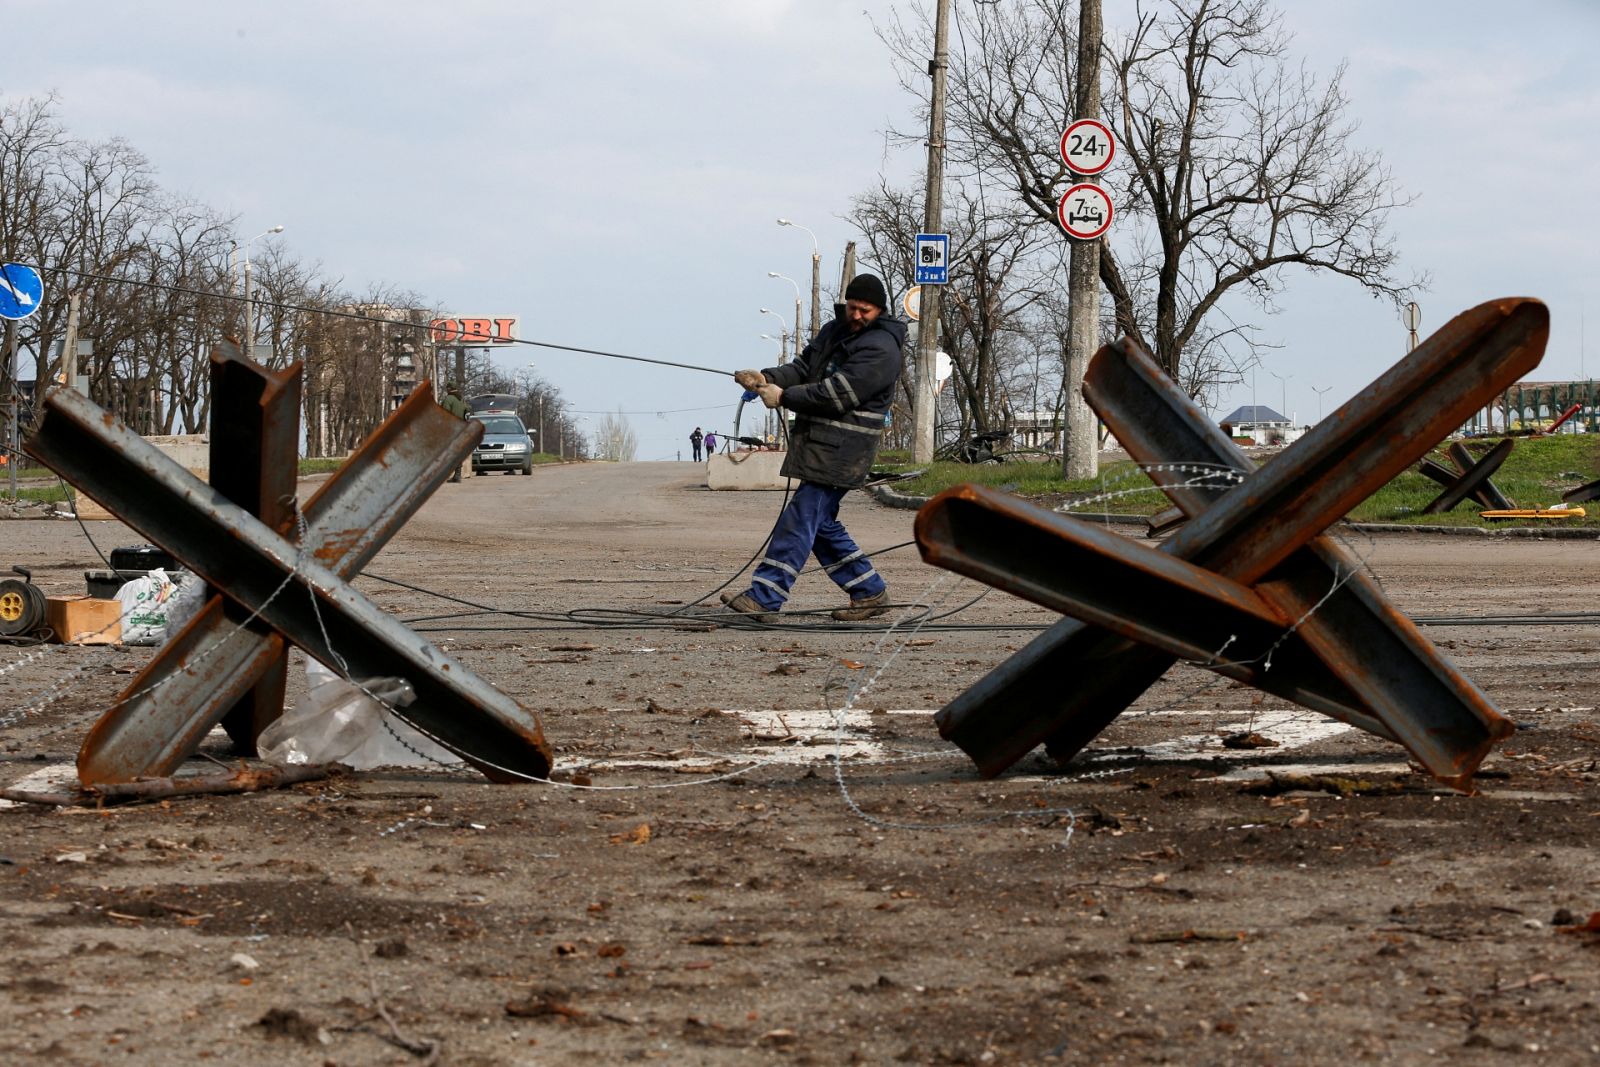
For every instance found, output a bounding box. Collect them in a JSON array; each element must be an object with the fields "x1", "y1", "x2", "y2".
[
  {"x1": 707, "y1": 450, "x2": 793, "y2": 491},
  {"x1": 75, "y1": 435, "x2": 210, "y2": 521}
]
